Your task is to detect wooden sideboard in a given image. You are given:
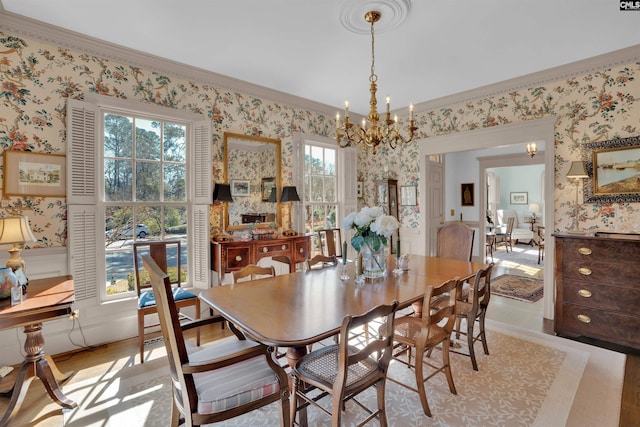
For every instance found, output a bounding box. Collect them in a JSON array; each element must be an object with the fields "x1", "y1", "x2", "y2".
[
  {"x1": 554, "y1": 233, "x2": 640, "y2": 350},
  {"x1": 211, "y1": 234, "x2": 311, "y2": 283}
]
